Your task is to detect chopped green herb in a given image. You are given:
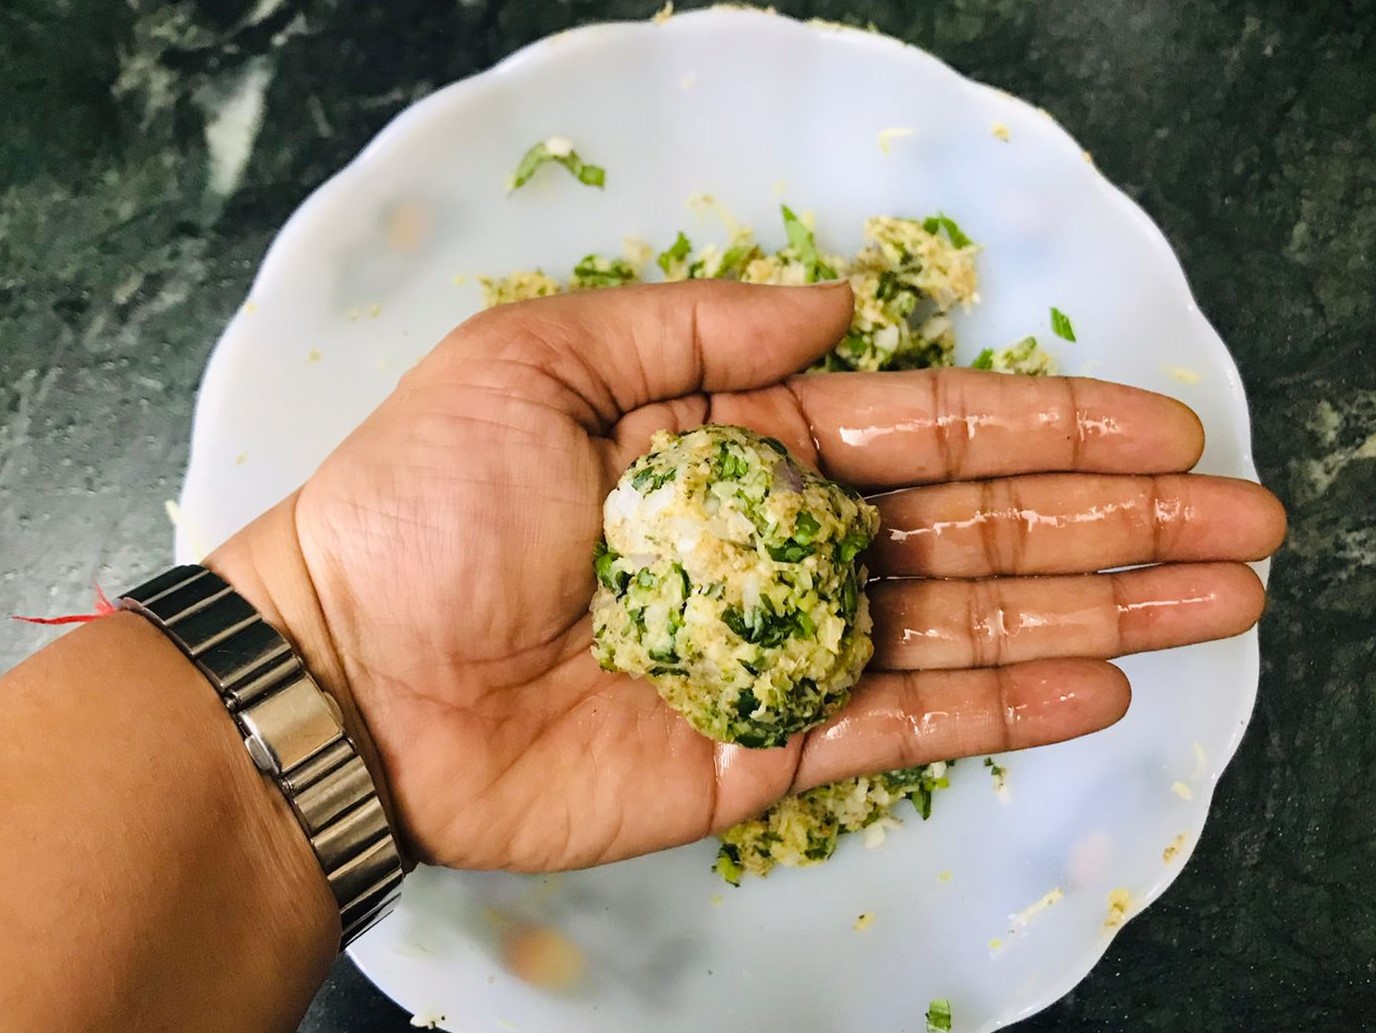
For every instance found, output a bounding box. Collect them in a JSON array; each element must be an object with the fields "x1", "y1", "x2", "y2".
[
  {"x1": 510, "y1": 139, "x2": 606, "y2": 191},
  {"x1": 911, "y1": 785, "x2": 934, "y2": 819},
  {"x1": 648, "y1": 645, "x2": 680, "y2": 664},
  {"x1": 984, "y1": 756, "x2": 1008, "y2": 790},
  {"x1": 571, "y1": 254, "x2": 638, "y2": 288},
  {"x1": 837, "y1": 332, "x2": 871, "y2": 363},
  {"x1": 921, "y1": 212, "x2": 973, "y2": 249},
  {"x1": 656, "y1": 231, "x2": 693, "y2": 273},
  {"x1": 874, "y1": 269, "x2": 904, "y2": 301},
  {"x1": 592, "y1": 540, "x2": 629, "y2": 595},
  {"x1": 722, "y1": 603, "x2": 804, "y2": 649},
  {"x1": 976, "y1": 336, "x2": 1056, "y2": 376},
  {"x1": 838, "y1": 570, "x2": 858, "y2": 621},
  {"x1": 766, "y1": 539, "x2": 816, "y2": 563},
  {"x1": 925, "y1": 998, "x2": 953, "y2": 1032},
  {"x1": 836, "y1": 530, "x2": 871, "y2": 564},
  {"x1": 717, "y1": 242, "x2": 757, "y2": 277},
  {"x1": 713, "y1": 843, "x2": 745, "y2": 886},
  {"x1": 1050, "y1": 306, "x2": 1077, "y2": 341},
  {"x1": 631, "y1": 465, "x2": 676, "y2": 493},
  {"x1": 780, "y1": 204, "x2": 837, "y2": 281},
  {"x1": 712, "y1": 443, "x2": 751, "y2": 480},
  {"x1": 793, "y1": 511, "x2": 822, "y2": 543}
]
